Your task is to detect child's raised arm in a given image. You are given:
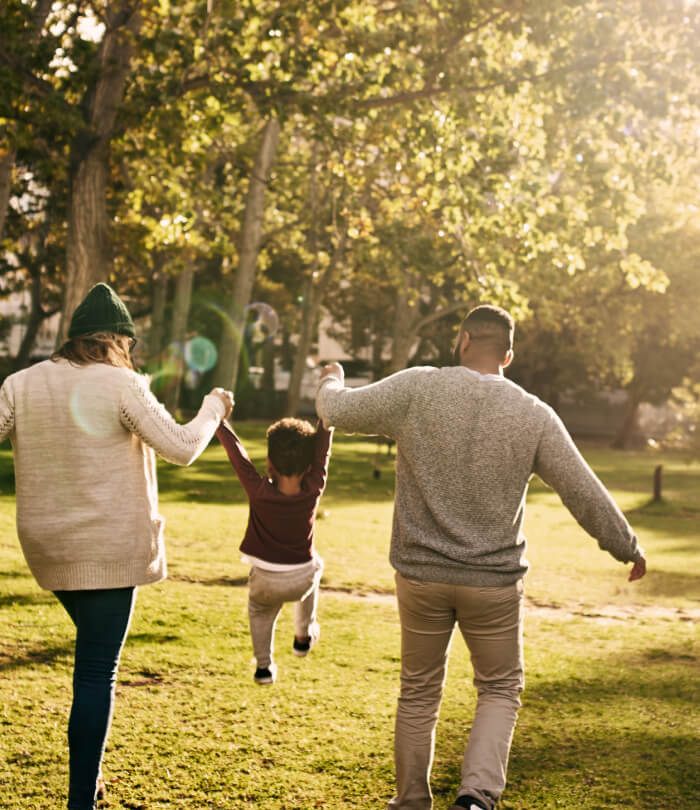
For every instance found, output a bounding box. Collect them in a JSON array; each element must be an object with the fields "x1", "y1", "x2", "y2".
[
  {"x1": 215, "y1": 421, "x2": 263, "y2": 498},
  {"x1": 305, "y1": 421, "x2": 333, "y2": 494}
]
